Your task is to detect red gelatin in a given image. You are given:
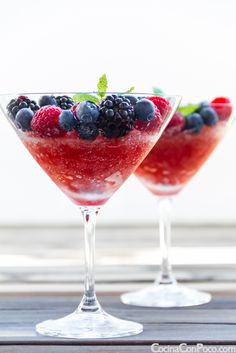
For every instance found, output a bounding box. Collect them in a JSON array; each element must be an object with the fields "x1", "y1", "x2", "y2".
[
  {"x1": 135, "y1": 122, "x2": 226, "y2": 196},
  {"x1": 23, "y1": 130, "x2": 156, "y2": 206}
]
